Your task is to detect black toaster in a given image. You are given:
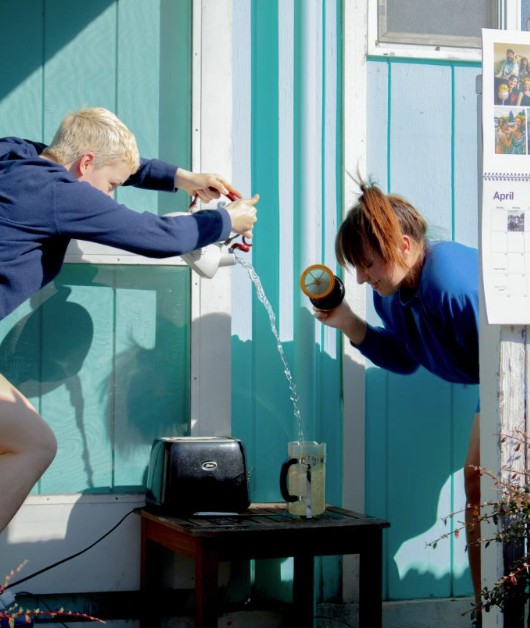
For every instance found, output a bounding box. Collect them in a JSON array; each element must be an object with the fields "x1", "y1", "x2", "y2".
[{"x1": 145, "y1": 436, "x2": 250, "y2": 514}]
